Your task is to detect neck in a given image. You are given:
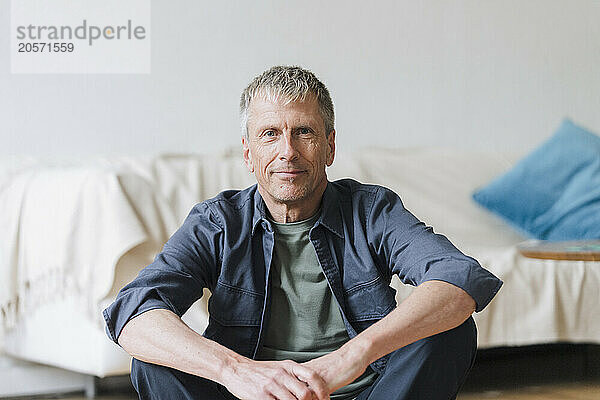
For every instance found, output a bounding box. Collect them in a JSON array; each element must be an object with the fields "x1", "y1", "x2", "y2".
[{"x1": 260, "y1": 179, "x2": 327, "y2": 223}]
